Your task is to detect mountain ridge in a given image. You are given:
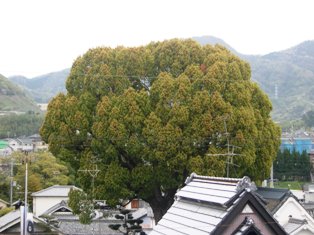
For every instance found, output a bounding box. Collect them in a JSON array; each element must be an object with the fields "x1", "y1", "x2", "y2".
[
  {"x1": 0, "y1": 74, "x2": 39, "y2": 112},
  {"x1": 9, "y1": 68, "x2": 70, "y2": 103},
  {"x1": 6, "y1": 37, "x2": 314, "y2": 122}
]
